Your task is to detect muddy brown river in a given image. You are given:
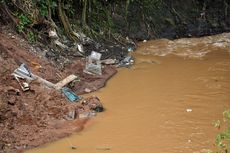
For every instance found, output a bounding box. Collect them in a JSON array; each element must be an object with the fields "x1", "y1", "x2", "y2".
[{"x1": 26, "y1": 33, "x2": 230, "y2": 153}]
